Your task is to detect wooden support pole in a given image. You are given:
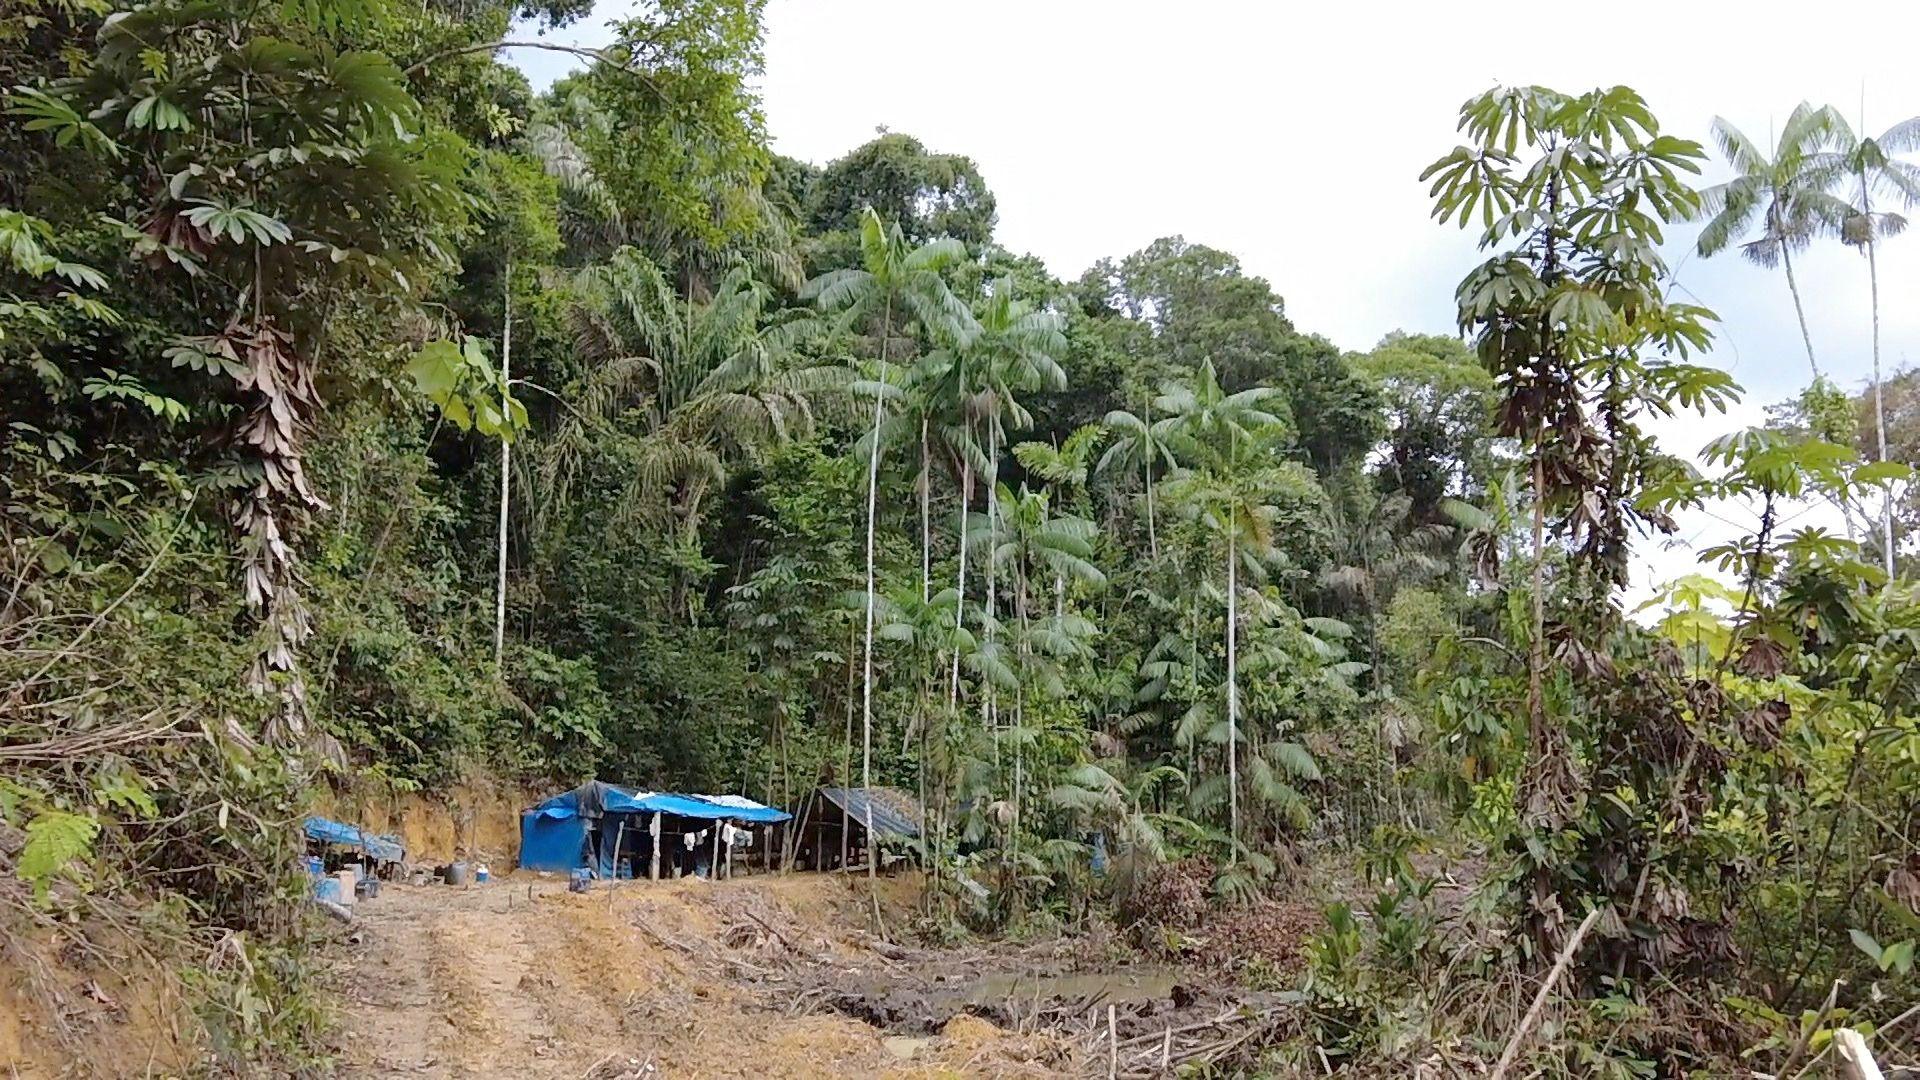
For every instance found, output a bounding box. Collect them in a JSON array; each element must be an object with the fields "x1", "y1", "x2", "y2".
[
  {"x1": 711, "y1": 824, "x2": 722, "y2": 879},
  {"x1": 649, "y1": 812, "x2": 660, "y2": 881}
]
